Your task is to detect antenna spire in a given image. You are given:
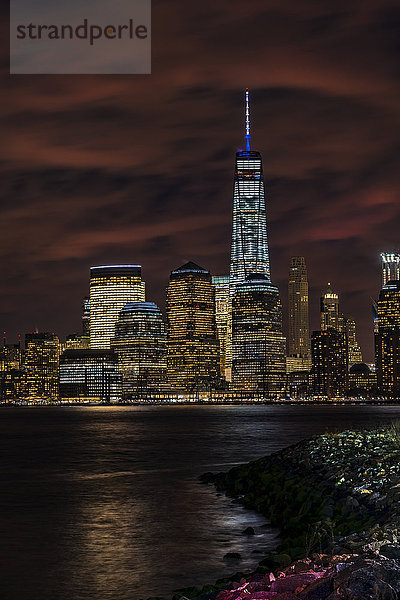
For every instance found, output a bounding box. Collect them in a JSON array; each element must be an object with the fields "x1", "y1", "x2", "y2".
[{"x1": 245, "y1": 88, "x2": 251, "y2": 151}]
